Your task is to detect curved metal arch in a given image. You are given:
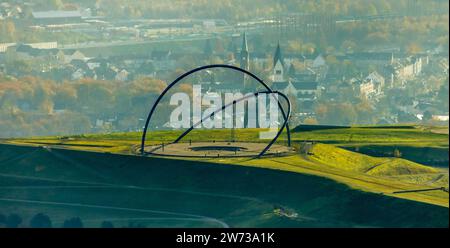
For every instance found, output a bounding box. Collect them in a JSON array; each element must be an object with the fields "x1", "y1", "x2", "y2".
[
  {"x1": 173, "y1": 90, "x2": 291, "y2": 158},
  {"x1": 140, "y1": 64, "x2": 291, "y2": 155}
]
